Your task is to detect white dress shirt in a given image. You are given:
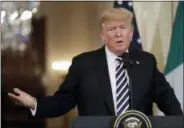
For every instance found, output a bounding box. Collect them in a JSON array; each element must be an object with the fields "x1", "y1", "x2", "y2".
[
  {"x1": 30, "y1": 98, "x2": 37, "y2": 116},
  {"x1": 105, "y1": 46, "x2": 120, "y2": 116}
]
